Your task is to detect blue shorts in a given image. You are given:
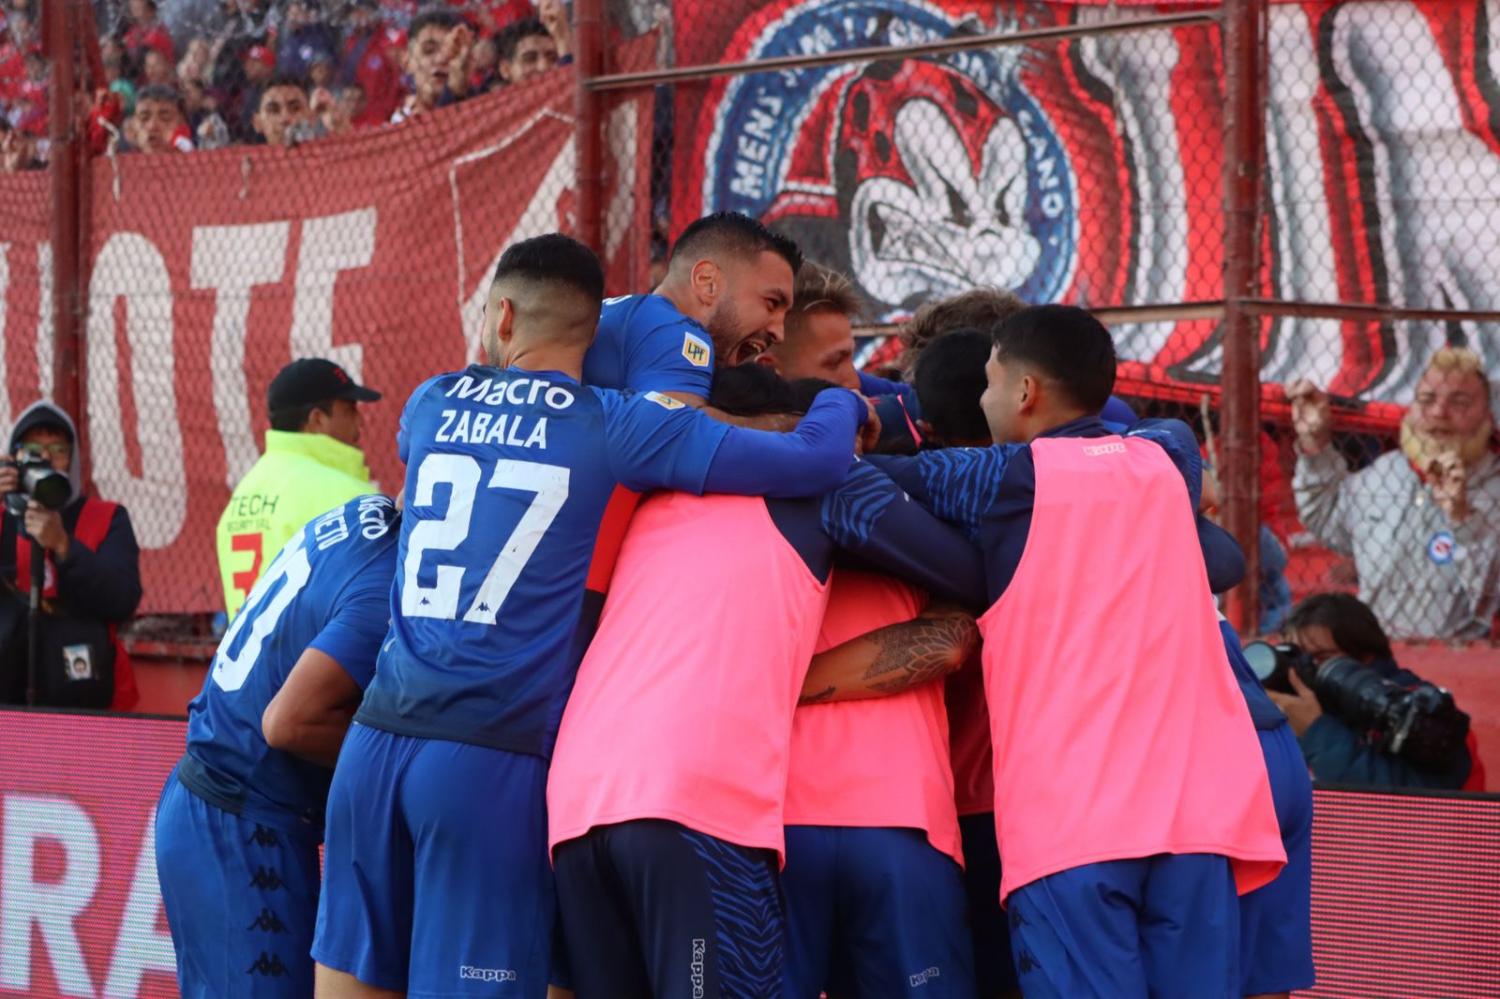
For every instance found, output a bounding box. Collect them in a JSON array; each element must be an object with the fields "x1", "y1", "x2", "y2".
[
  {"x1": 553, "y1": 819, "x2": 783, "y2": 999},
  {"x1": 782, "y1": 825, "x2": 974, "y2": 998},
  {"x1": 959, "y1": 812, "x2": 1017, "y2": 997},
  {"x1": 1007, "y1": 853, "x2": 1240, "y2": 999},
  {"x1": 155, "y1": 771, "x2": 322, "y2": 998},
  {"x1": 311, "y1": 724, "x2": 553, "y2": 997},
  {"x1": 1239, "y1": 722, "x2": 1315, "y2": 994}
]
